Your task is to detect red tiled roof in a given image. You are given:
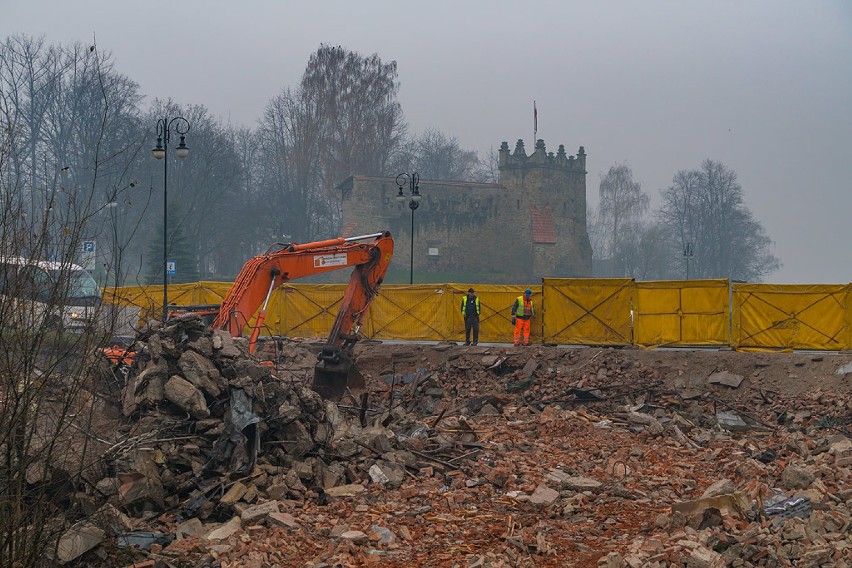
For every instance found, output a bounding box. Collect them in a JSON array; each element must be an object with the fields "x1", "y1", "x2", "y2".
[{"x1": 531, "y1": 205, "x2": 557, "y2": 243}]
